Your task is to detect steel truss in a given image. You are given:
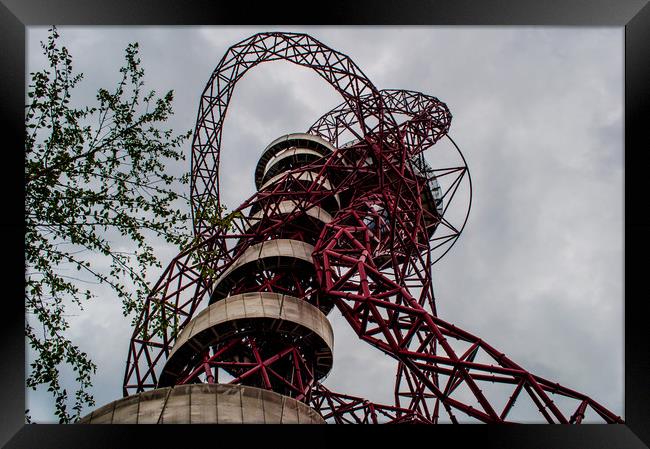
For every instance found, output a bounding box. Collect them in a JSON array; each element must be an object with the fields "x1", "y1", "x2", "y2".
[{"x1": 123, "y1": 32, "x2": 621, "y2": 424}]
